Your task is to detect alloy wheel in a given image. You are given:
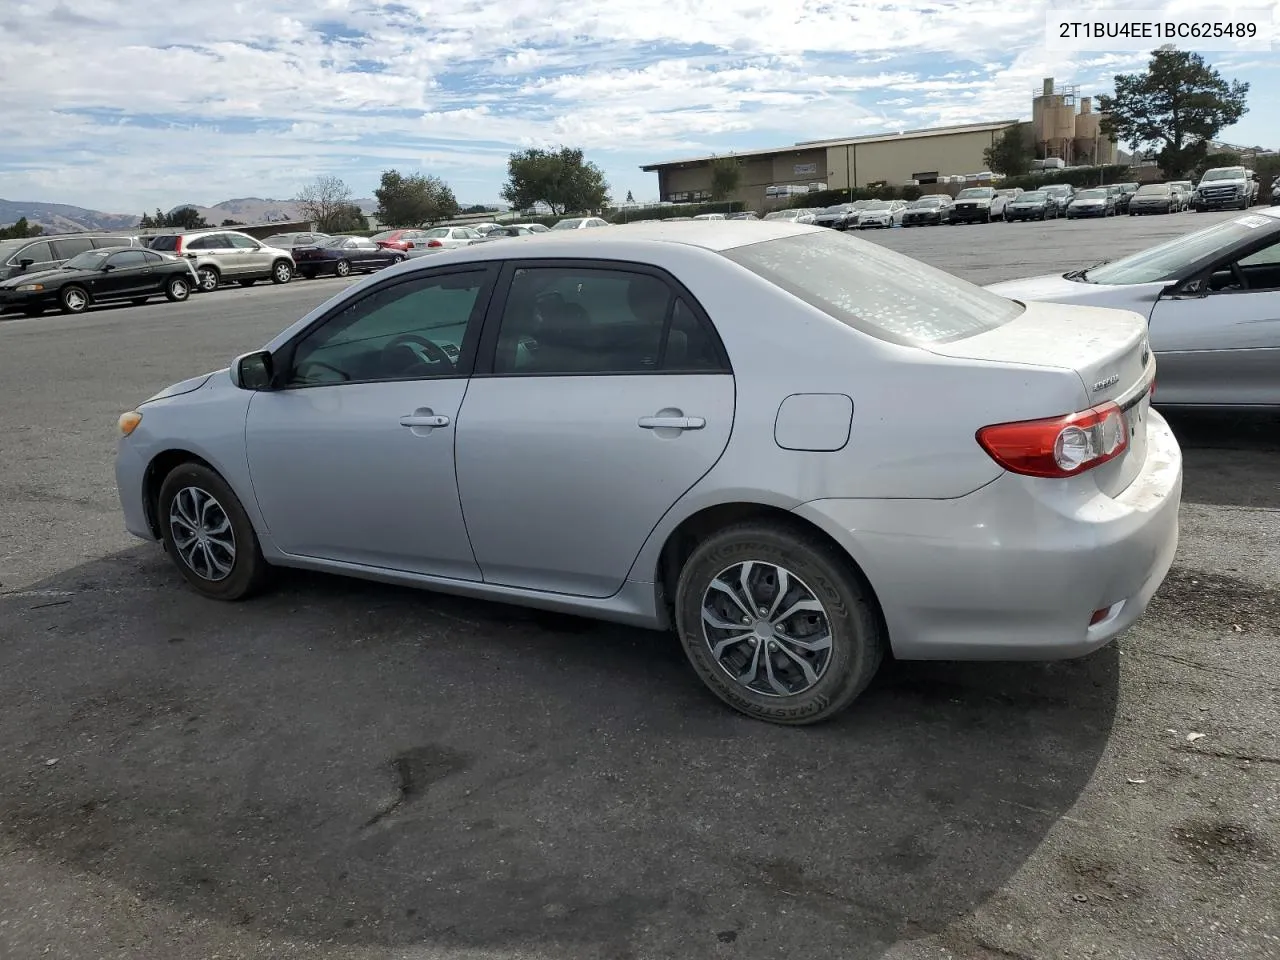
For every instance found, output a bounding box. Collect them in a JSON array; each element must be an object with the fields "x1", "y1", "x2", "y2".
[
  {"x1": 700, "y1": 561, "x2": 833, "y2": 697},
  {"x1": 198, "y1": 268, "x2": 219, "y2": 292},
  {"x1": 168, "y1": 486, "x2": 237, "y2": 582}
]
